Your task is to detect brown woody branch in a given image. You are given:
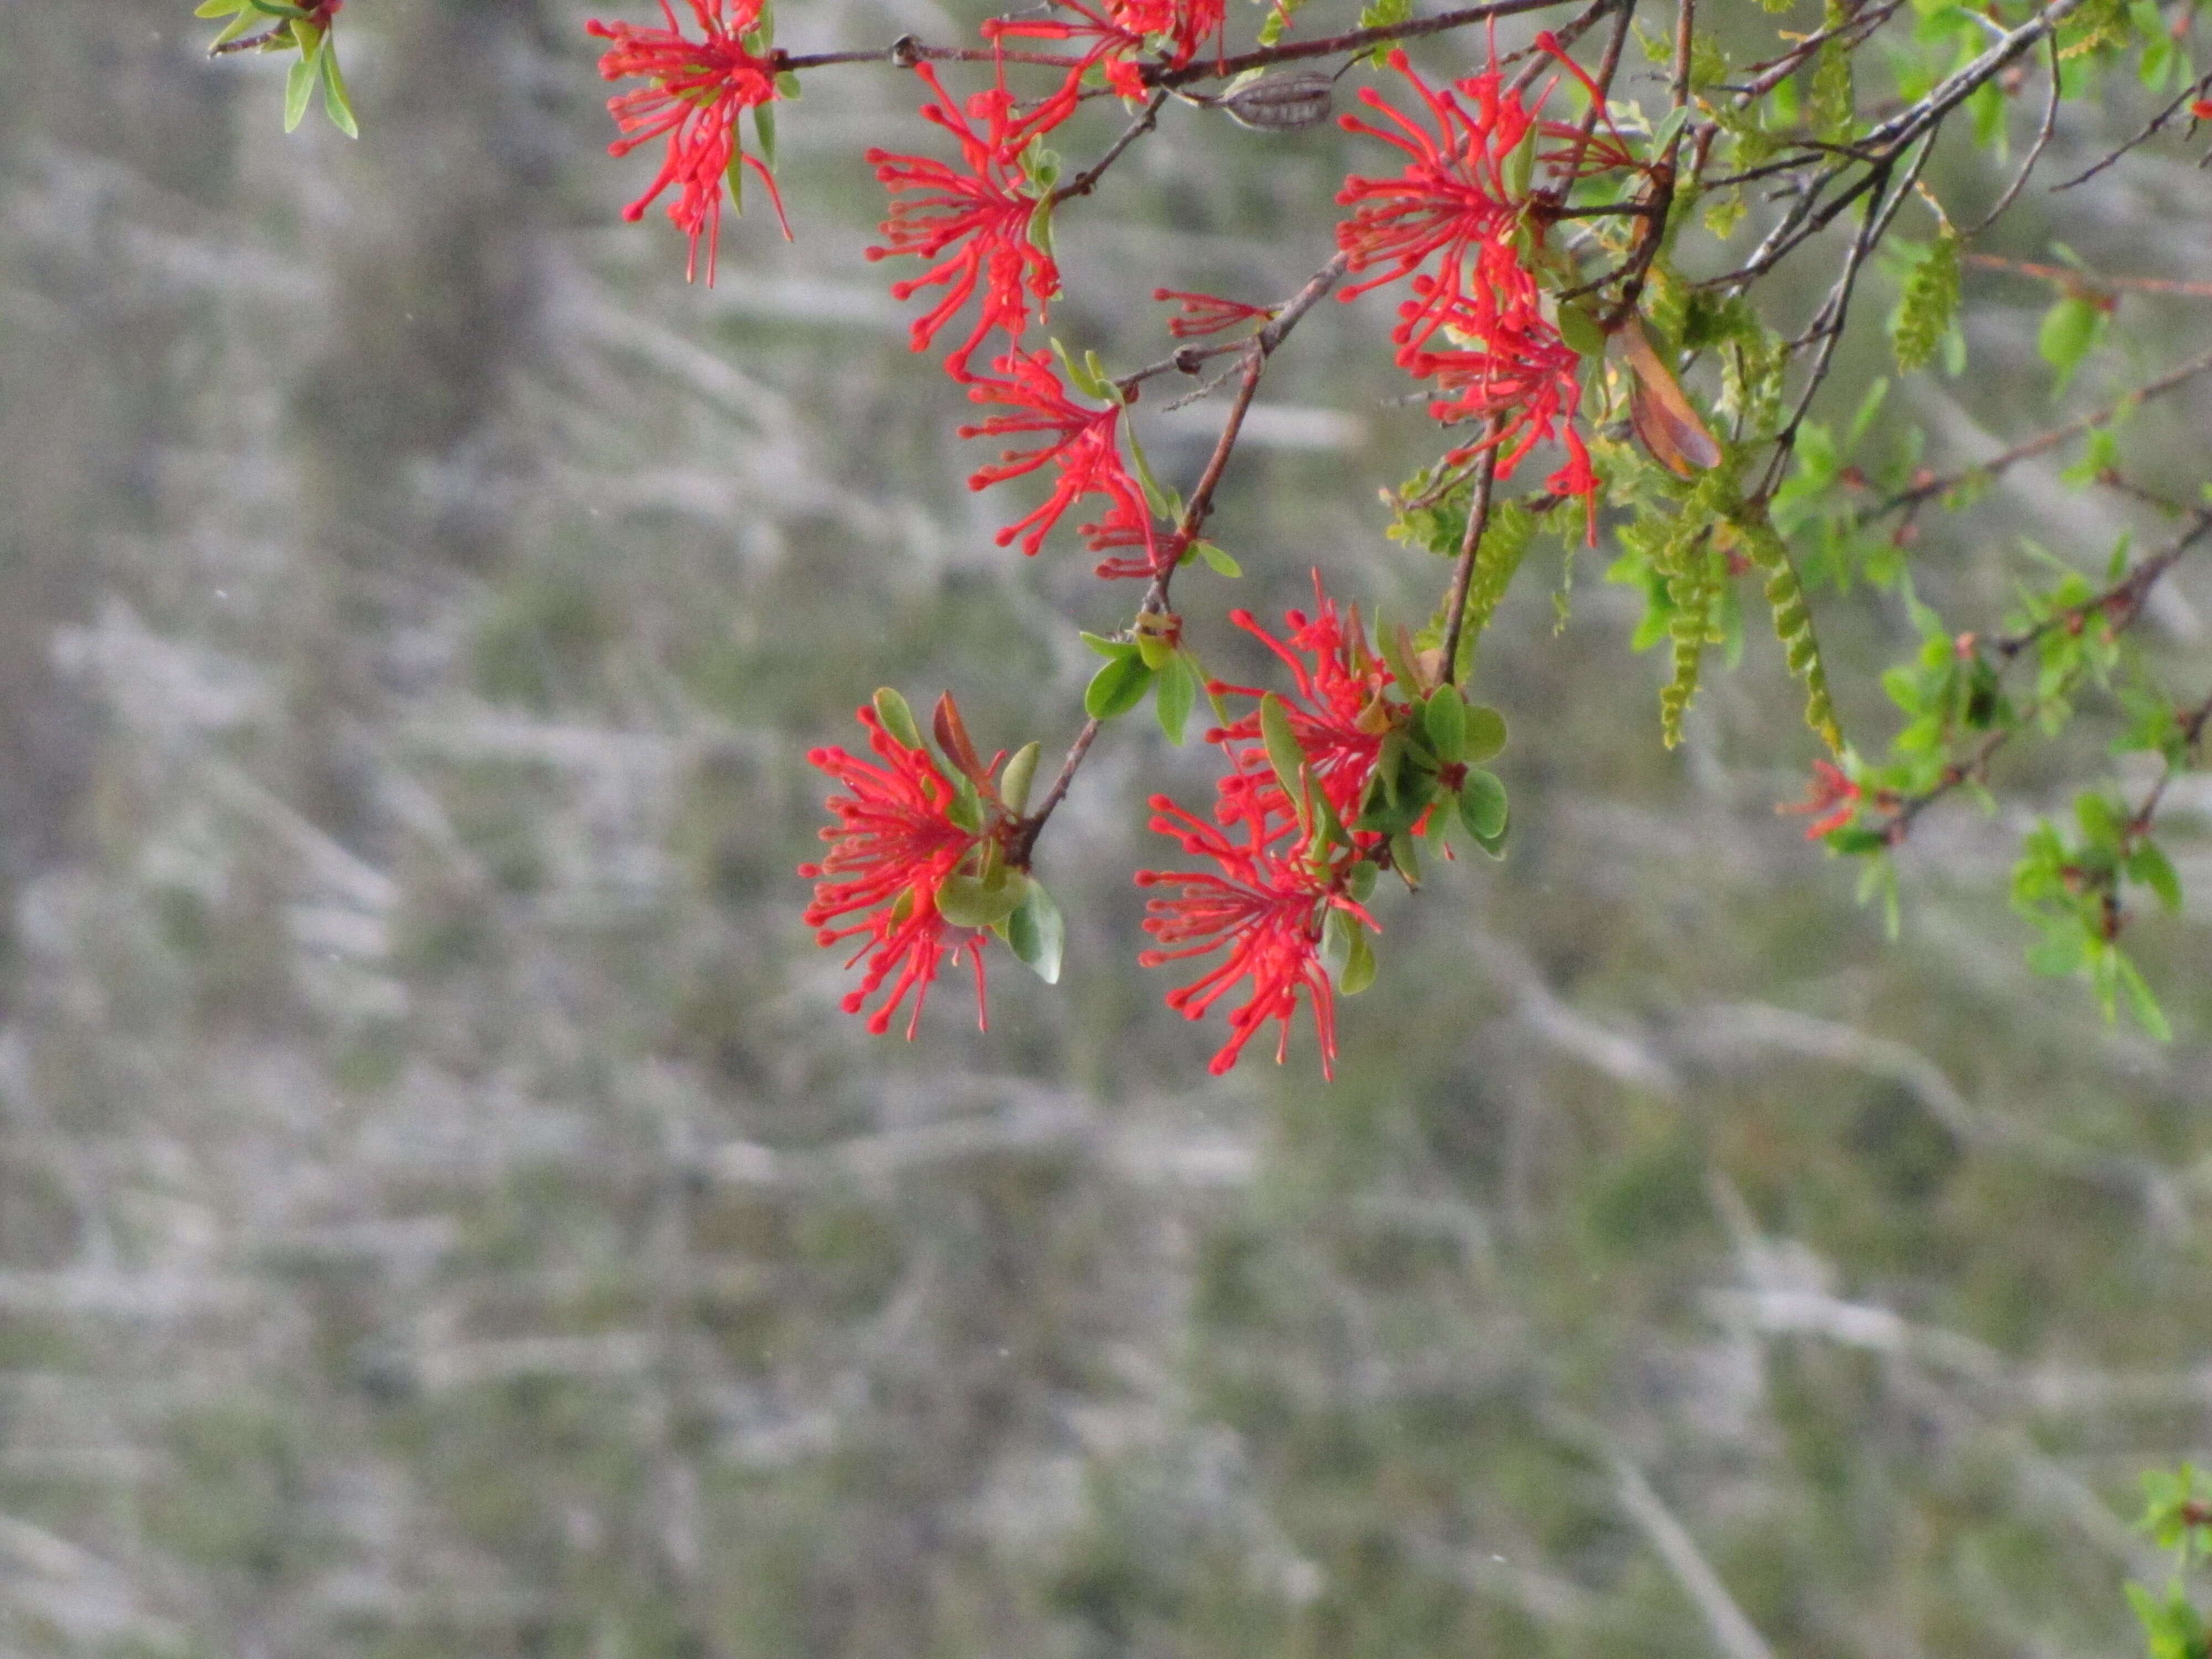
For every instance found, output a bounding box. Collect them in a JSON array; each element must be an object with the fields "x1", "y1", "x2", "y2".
[{"x1": 1009, "y1": 251, "x2": 1351, "y2": 863}]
